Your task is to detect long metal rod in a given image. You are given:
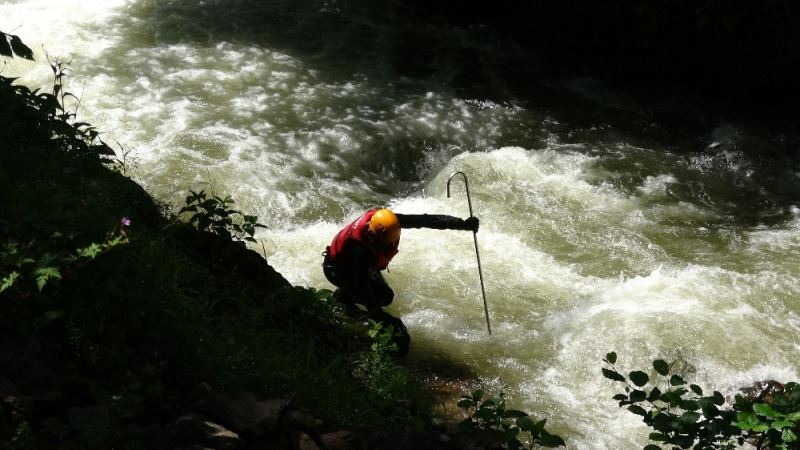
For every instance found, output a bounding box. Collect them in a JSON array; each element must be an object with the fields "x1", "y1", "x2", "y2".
[{"x1": 447, "y1": 171, "x2": 491, "y2": 335}]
